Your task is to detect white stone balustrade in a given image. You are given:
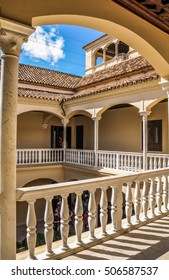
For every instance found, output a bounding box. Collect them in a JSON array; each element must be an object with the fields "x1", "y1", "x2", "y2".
[
  {"x1": 74, "y1": 192, "x2": 83, "y2": 245},
  {"x1": 26, "y1": 200, "x2": 37, "y2": 260},
  {"x1": 16, "y1": 148, "x2": 169, "y2": 173},
  {"x1": 88, "y1": 189, "x2": 97, "y2": 240},
  {"x1": 111, "y1": 186, "x2": 122, "y2": 232},
  {"x1": 100, "y1": 188, "x2": 108, "y2": 236},
  {"x1": 156, "y1": 176, "x2": 163, "y2": 214},
  {"x1": 149, "y1": 178, "x2": 156, "y2": 218},
  {"x1": 65, "y1": 149, "x2": 95, "y2": 166},
  {"x1": 16, "y1": 168, "x2": 169, "y2": 260},
  {"x1": 162, "y1": 175, "x2": 168, "y2": 212},
  {"x1": 134, "y1": 181, "x2": 141, "y2": 223},
  {"x1": 44, "y1": 197, "x2": 54, "y2": 256},
  {"x1": 125, "y1": 182, "x2": 133, "y2": 226},
  {"x1": 17, "y1": 149, "x2": 64, "y2": 165},
  {"x1": 60, "y1": 194, "x2": 70, "y2": 251}
]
